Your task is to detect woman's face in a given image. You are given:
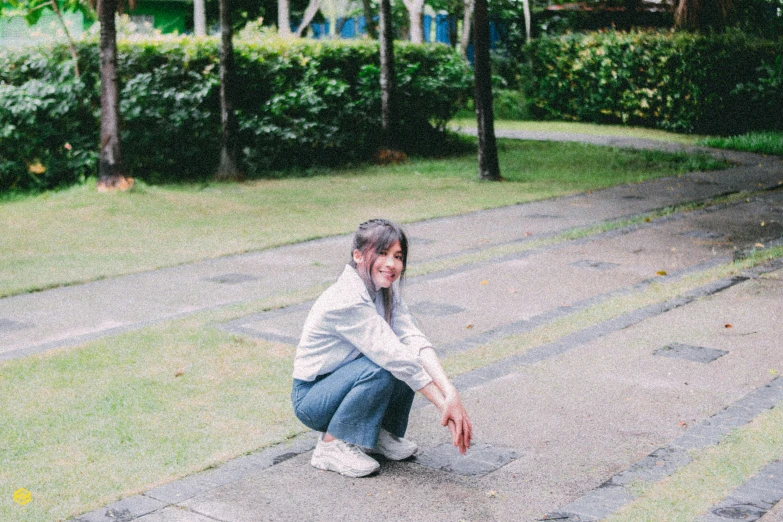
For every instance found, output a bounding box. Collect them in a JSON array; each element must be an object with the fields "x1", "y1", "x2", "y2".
[{"x1": 354, "y1": 240, "x2": 404, "y2": 291}]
